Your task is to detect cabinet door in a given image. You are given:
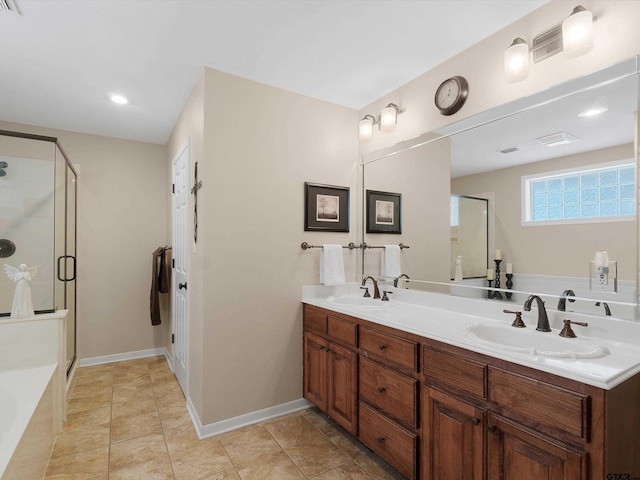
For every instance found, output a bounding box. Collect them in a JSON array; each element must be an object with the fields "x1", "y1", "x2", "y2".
[
  {"x1": 327, "y1": 342, "x2": 358, "y2": 435},
  {"x1": 487, "y1": 413, "x2": 586, "y2": 480},
  {"x1": 303, "y1": 332, "x2": 328, "y2": 411},
  {"x1": 423, "y1": 388, "x2": 484, "y2": 480}
]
